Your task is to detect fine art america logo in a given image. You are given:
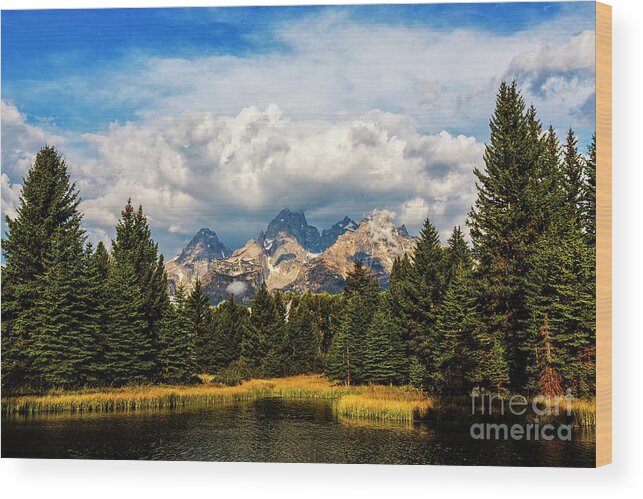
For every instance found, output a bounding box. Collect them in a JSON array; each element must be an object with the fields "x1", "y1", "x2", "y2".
[{"x1": 469, "y1": 387, "x2": 574, "y2": 442}]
